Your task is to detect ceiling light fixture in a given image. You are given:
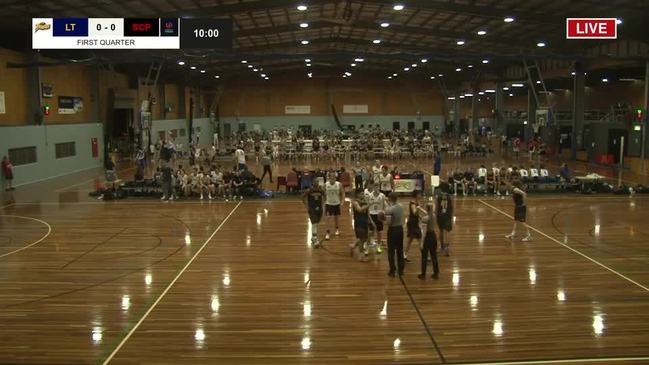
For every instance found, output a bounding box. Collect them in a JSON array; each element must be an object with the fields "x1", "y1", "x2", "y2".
[
  {"x1": 504, "y1": 16, "x2": 515, "y2": 23},
  {"x1": 393, "y1": 4, "x2": 404, "y2": 11},
  {"x1": 467, "y1": 65, "x2": 473, "y2": 68},
  {"x1": 430, "y1": 76, "x2": 435, "y2": 79},
  {"x1": 477, "y1": 30, "x2": 487, "y2": 36},
  {"x1": 456, "y1": 40, "x2": 465, "y2": 46},
  {"x1": 512, "y1": 83, "x2": 524, "y2": 87},
  {"x1": 300, "y1": 23, "x2": 309, "y2": 28},
  {"x1": 190, "y1": 66, "x2": 197, "y2": 70},
  {"x1": 455, "y1": 68, "x2": 462, "y2": 72},
  {"x1": 503, "y1": 87, "x2": 510, "y2": 90},
  {"x1": 301, "y1": 40, "x2": 310, "y2": 45},
  {"x1": 404, "y1": 67, "x2": 410, "y2": 71},
  {"x1": 438, "y1": 73, "x2": 443, "y2": 77},
  {"x1": 355, "y1": 58, "x2": 365, "y2": 62},
  {"x1": 297, "y1": 4, "x2": 307, "y2": 11},
  {"x1": 177, "y1": 61, "x2": 185, "y2": 65},
  {"x1": 602, "y1": 78, "x2": 609, "y2": 83},
  {"x1": 482, "y1": 59, "x2": 489, "y2": 64},
  {"x1": 393, "y1": 73, "x2": 398, "y2": 77},
  {"x1": 214, "y1": 75, "x2": 220, "y2": 79},
  {"x1": 373, "y1": 39, "x2": 382, "y2": 44},
  {"x1": 306, "y1": 63, "x2": 312, "y2": 67},
  {"x1": 537, "y1": 42, "x2": 546, "y2": 47},
  {"x1": 421, "y1": 59, "x2": 428, "y2": 63},
  {"x1": 448, "y1": 96, "x2": 456, "y2": 100},
  {"x1": 380, "y1": 22, "x2": 390, "y2": 28},
  {"x1": 241, "y1": 60, "x2": 247, "y2": 64},
  {"x1": 345, "y1": 72, "x2": 352, "y2": 76},
  {"x1": 305, "y1": 58, "x2": 311, "y2": 62},
  {"x1": 411, "y1": 63, "x2": 418, "y2": 67},
  {"x1": 351, "y1": 63, "x2": 356, "y2": 67},
  {"x1": 200, "y1": 70, "x2": 206, "y2": 73}
]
